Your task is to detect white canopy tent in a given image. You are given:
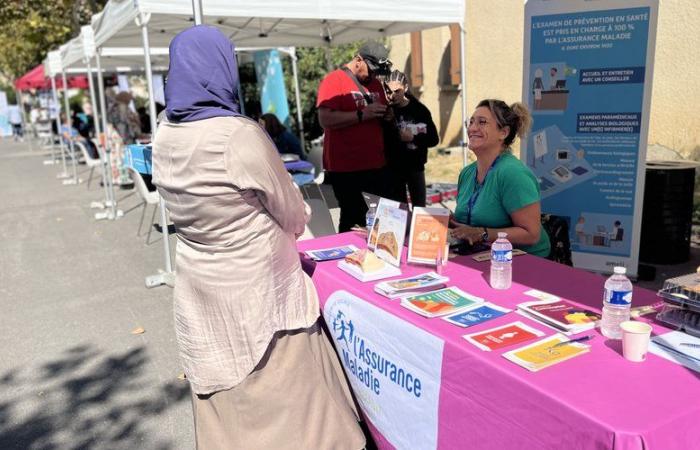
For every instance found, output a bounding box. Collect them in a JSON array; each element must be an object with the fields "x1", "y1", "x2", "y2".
[{"x1": 86, "y1": 0, "x2": 467, "y2": 288}]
